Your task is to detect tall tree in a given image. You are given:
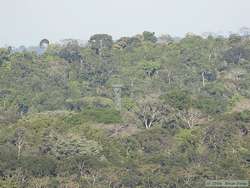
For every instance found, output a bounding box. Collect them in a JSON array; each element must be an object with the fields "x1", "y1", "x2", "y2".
[
  {"x1": 143, "y1": 31, "x2": 157, "y2": 43},
  {"x1": 89, "y1": 34, "x2": 113, "y2": 55}
]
